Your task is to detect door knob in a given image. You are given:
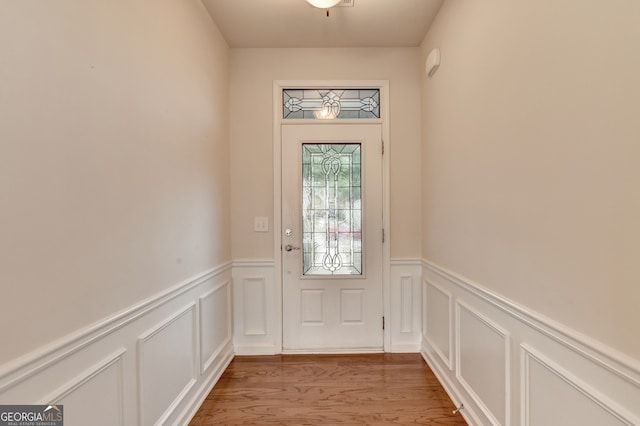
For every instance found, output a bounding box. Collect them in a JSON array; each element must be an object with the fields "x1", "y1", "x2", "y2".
[{"x1": 284, "y1": 244, "x2": 301, "y2": 252}]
